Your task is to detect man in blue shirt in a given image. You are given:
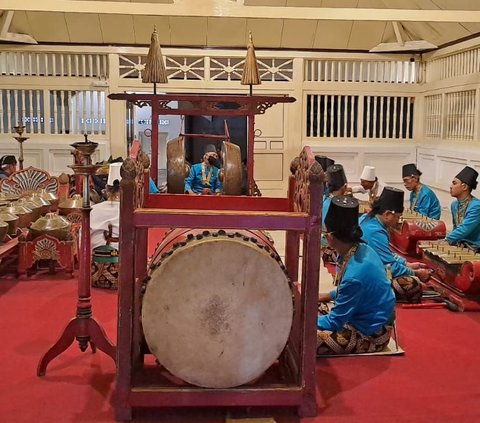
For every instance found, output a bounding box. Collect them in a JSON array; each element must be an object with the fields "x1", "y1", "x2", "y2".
[
  {"x1": 184, "y1": 144, "x2": 222, "y2": 195},
  {"x1": 321, "y1": 164, "x2": 348, "y2": 265},
  {"x1": 446, "y1": 166, "x2": 480, "y2": 250},
  {"x1": 0, "y1": 155, "x2": 17, "y2": 179},
  {"x1": 402, "y1": 163, "x2": 441, "y2": 219},
  {"x1": 317, "y1": 196, "x2": 396, "y2": 355},
  {"x1": 359, "y1": 187, "x2": 430, "y2": 303}
]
